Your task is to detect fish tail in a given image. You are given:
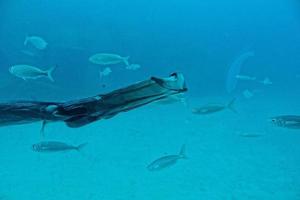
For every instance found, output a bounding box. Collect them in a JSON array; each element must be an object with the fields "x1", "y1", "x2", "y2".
[
  {"x1": 76, "y1": 143, "x2": 88, "y2": 151},
  {"x1": 123, "y1": 56, "x2": 130, "y2": 66},
  {"x1": 227, "y1": 98, "x2": 237, "y2": 113},
  {"x1": 47, "y1": 65, "x2": 57, "y2": 82},
  {"x1": 24, "y1": 36, "x2": 29, "y2": 46},
  {"x1": 178, "y1": 144, "x2": 187, "y2": 159}
]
